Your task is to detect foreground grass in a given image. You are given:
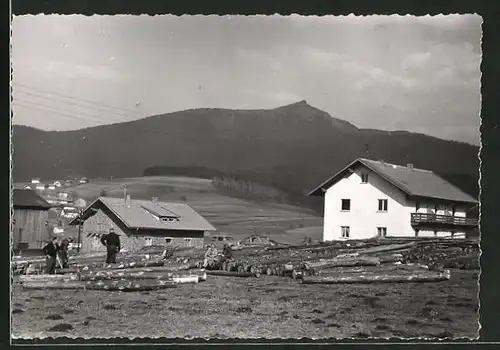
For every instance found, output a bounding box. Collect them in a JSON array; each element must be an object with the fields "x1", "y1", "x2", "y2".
[{"x1": 12, "y1": 269, "x2": 479, "y2": 340}]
